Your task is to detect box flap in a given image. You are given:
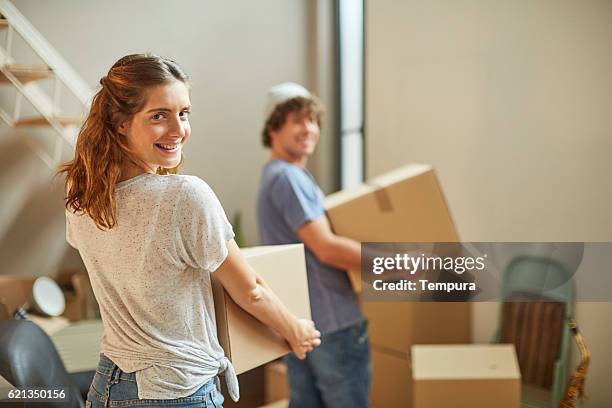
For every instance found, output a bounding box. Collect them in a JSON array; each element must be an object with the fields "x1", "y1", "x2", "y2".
[
  {"x1": 324, "y1": 184, "x2": 375, "y2": 210},
  {"x1": 241, "y1": 244, "x2": 303, "y2": 258},
  {"x1": 369, "y1": 163, "x2": 432, "y2": 188},
  {"x1": 324, "y1": 164, "x2": 433, "y2": 210},
  {"x1": 325, "y1": 165, "x2": 459, "y2": 243}
]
